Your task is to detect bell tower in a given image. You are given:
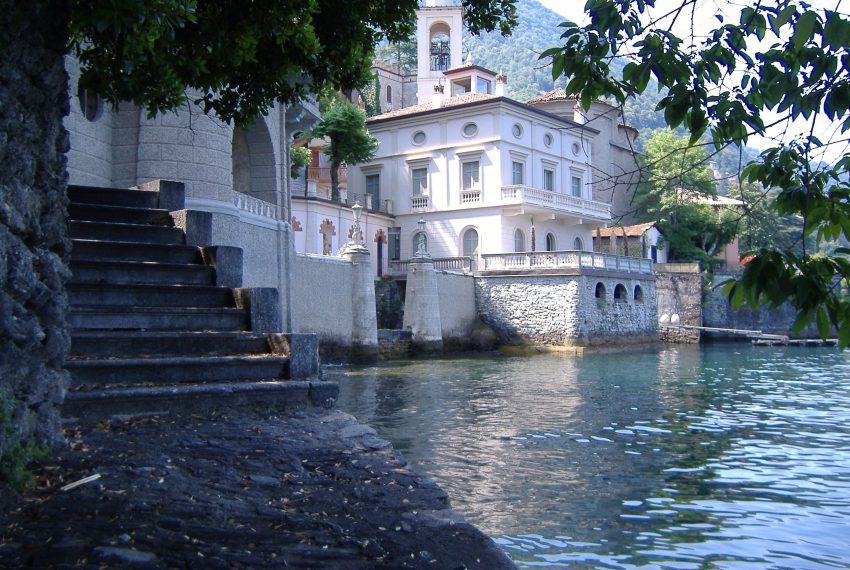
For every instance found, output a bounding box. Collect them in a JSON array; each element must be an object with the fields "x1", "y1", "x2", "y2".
[{"x1": 416, "y1": 0, "x2": 464, "y2": 104}]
